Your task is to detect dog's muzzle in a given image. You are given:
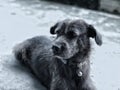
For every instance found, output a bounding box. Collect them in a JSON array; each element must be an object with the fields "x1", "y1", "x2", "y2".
[{"x1": 52, "y1": 42, "x2": 65, "y2": 55}]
